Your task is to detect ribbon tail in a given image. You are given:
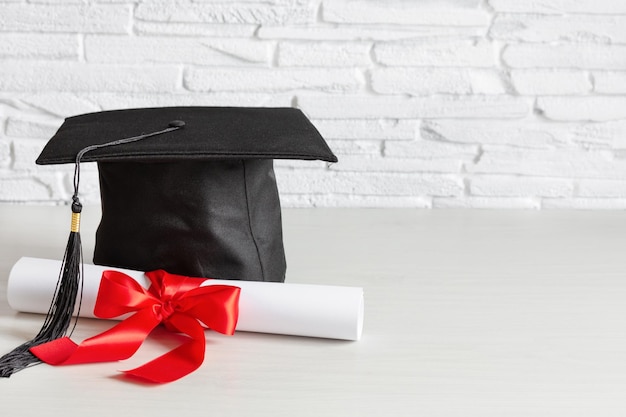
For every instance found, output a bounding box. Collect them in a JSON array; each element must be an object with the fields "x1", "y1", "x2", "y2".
[
  {"x1": 31, "y1": 309, "x2": 161, "y2": 366},
  {"x1": 123, "y1": 313, "x2": 206, "y2": 383}
]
